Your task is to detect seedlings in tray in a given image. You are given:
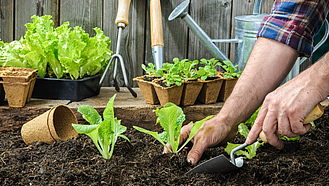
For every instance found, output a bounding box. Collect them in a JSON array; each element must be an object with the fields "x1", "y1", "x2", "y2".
[
  {"x1": 174, "y1": 58, "x2": 199, "y2": 81},
  {"x1": 72, "y1": 94, "x2": 130, "y2": 159},
  {"x1": 156, "y1": 62, "x2": 183, "y2": 87},
  {"x1": 197, "y1": 58, "x2": 221, "y2": 81},
  {"x1": 142, "y1": 63, "x2": 157, "y2": 77},
  {"x1": 220, "y1": 60, "x2": 242, "y2": 78},
  {"x1": 133, "y1": 102, "x2": 213, "y2": 153}
]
